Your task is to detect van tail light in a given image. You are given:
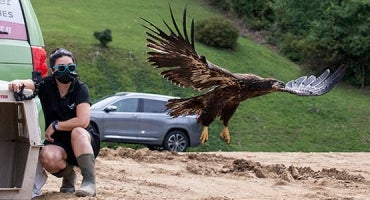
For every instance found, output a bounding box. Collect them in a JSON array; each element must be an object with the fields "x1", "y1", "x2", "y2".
[{"x1": 31, "y1": 46, "x2": 48, "y2": 77}]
